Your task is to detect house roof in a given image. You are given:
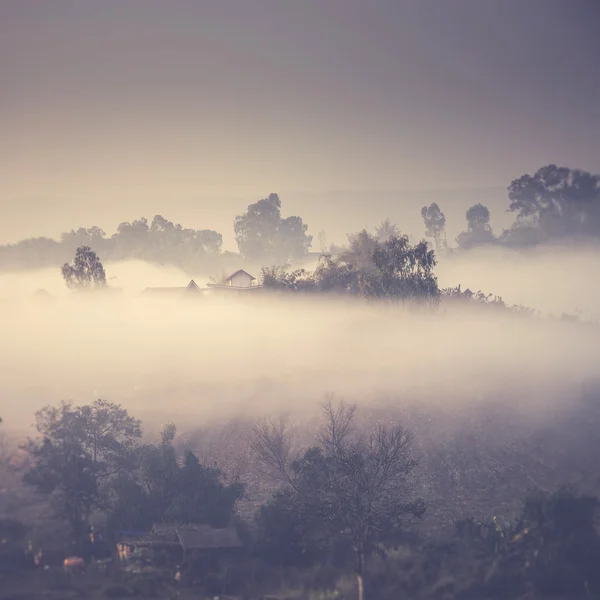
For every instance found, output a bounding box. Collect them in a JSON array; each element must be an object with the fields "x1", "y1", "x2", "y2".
[
  {"x1": 149, "y1": 523, "x2": 242, "y2": 550},
  {"x1": 225, "y1": 269, "x2": 256, "y2": 282},
  {"x1": 205, "y1": 283, "x2": 263, "y2": 291},
  {"x1": 185, "y1": 280, "x2": 201, "y2": 292},
  {"x1": 176, "y1": 526, "x2": 242, "y2": 550}
]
